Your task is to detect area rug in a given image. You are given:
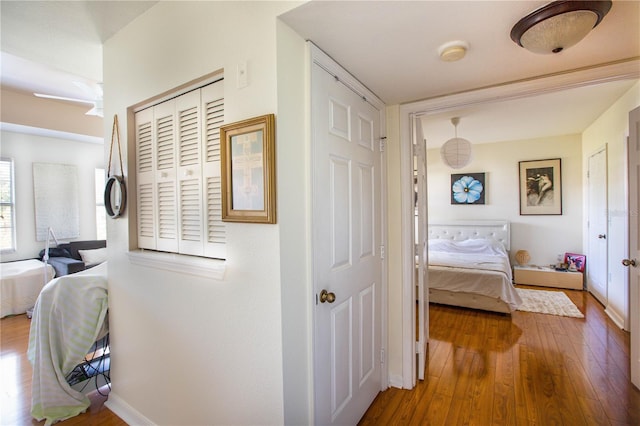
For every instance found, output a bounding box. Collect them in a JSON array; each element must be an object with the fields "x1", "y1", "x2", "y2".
[{"x1": 516, "y1": 288, "x2": 584, "y2": 318}]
